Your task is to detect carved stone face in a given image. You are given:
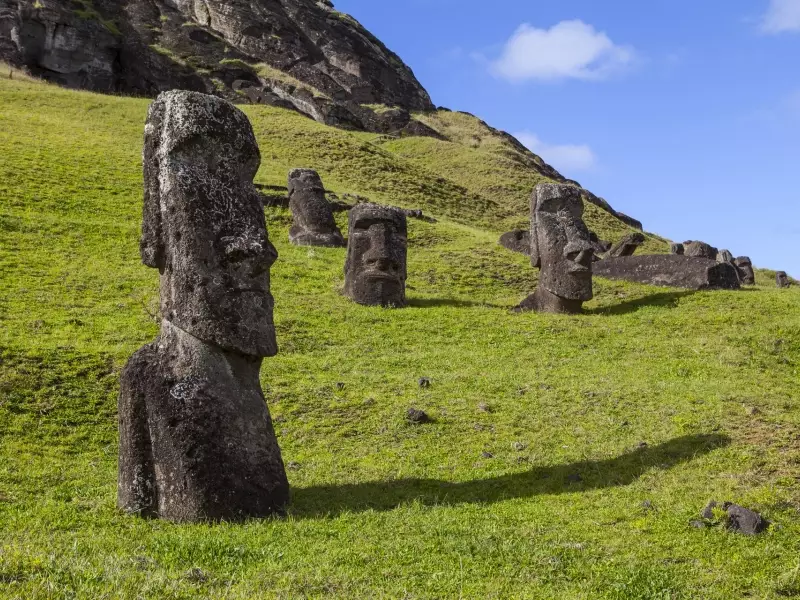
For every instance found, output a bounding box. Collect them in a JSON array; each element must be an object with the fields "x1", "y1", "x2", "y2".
[
  {"x1": 776, "y1": 271, "x2": 790, "y2": 288},
  {"x1": 141, "y1": 91, "x2": 278, "y2": 357},
  {"x1": 734, "y1": 256, "x2": 755, "y2": 285},
  {"x1": 287, "y1": 168, "x2": 345, "y2": 247},
  {"x1": 344, "y1": 204, "x2": 407, "y2": 307},
  {"x1": 531, "y1": 184, "x2": 594, "y2": 302}
]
